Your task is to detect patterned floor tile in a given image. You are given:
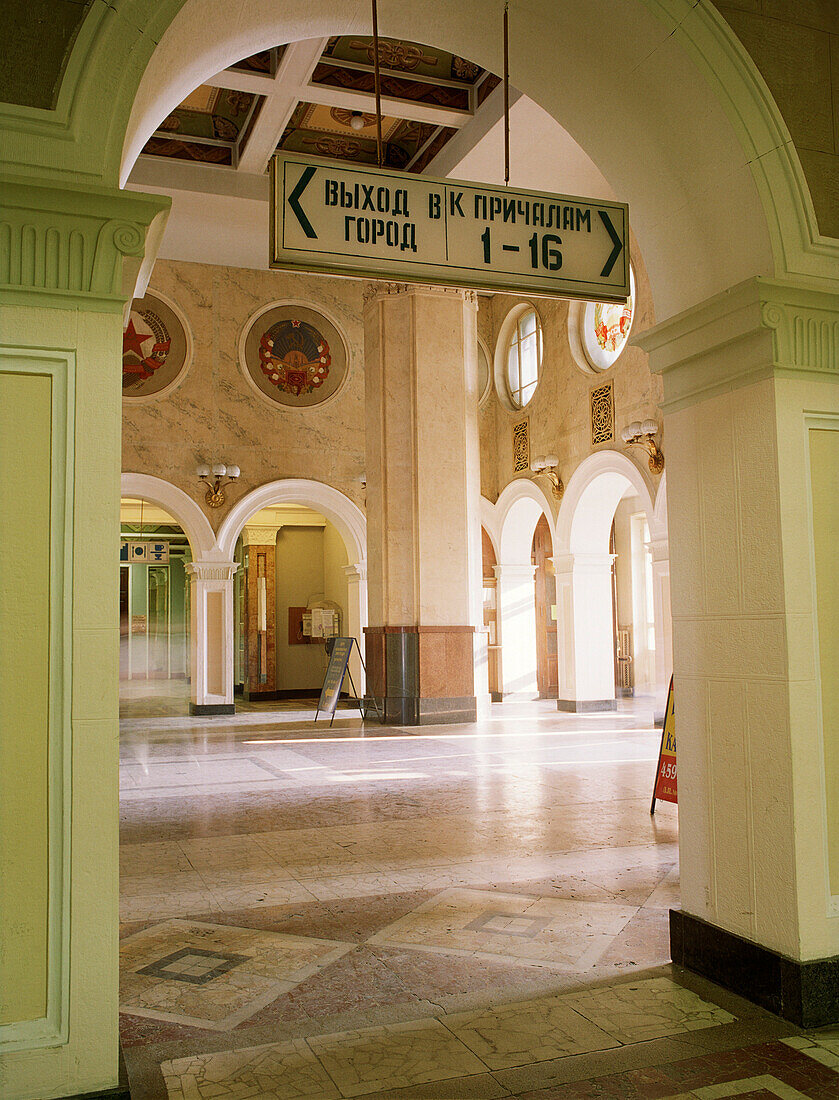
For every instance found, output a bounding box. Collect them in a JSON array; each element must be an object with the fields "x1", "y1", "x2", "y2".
[
  {"x1": 562, "y1": 977, "x2": 735, "y2": 1044},
  {"x1": 443, "y1": 993, "x2": 619, "y2": 1068},
  {"x1": 366, "y1": 887, "x2": 639, "y2": 970},
  {"x1": 306, "y1": 1018, "x2": 488, "y2": 1097},
  {"x1": 120, "y1": 919, "x2": 353, "y2": 1030},
  {"x1": 161, "y1": 1038, "x2": 340, "y2": 1099}
]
